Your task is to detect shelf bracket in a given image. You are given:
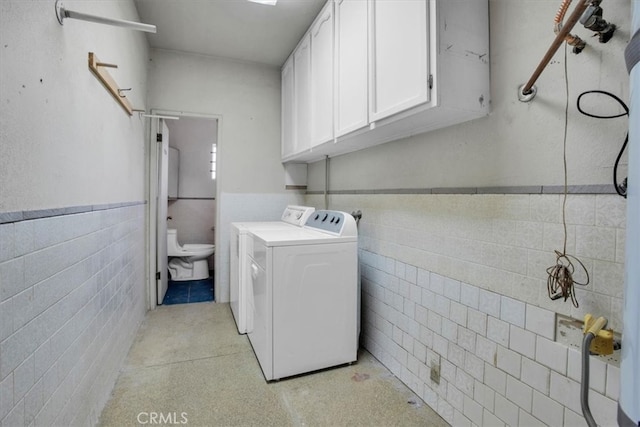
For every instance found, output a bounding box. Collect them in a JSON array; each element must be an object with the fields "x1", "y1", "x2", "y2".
[{"x1": 88, "y1": 52, "x2": 133, "y2": 115}]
